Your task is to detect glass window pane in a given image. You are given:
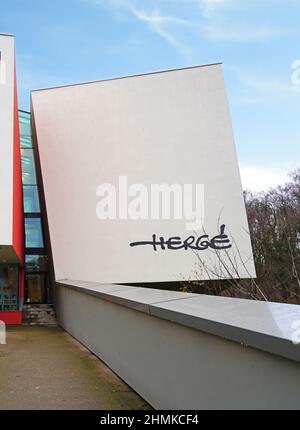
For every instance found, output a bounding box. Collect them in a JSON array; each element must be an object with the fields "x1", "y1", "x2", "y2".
[
  {"x1": 20, "y1": 135, "x2": 32, "y2": 148},
  {"x1": 0, "y1": 265, "x2": 19, "y2": 311},
  {"x1": 25, "y1": 255, "x2": 48, "y2": 272},
  {"x1": 19, "y1": 121, "x2": 31, "y2": 137},
  {"x1": 23, "y1": 186, "x2": 40, "y2": 213},
  {"x1": 25, "y1": 218, "x2": 44, "y2": 248},
  {"x1": 21, "y1": 149, "x2": 37, "y2": 185},
  {"x1": 19, "y1": 111, "x2": 31, "y2": 136}
]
